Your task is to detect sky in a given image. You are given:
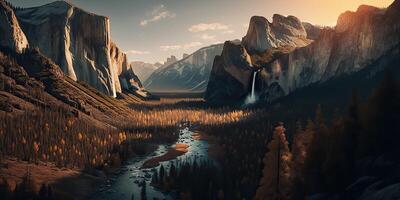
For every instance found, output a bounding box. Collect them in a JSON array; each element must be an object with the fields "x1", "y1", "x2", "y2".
[{"x1": 11, "y1": 0, "x2": 394, "y2": 64}]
